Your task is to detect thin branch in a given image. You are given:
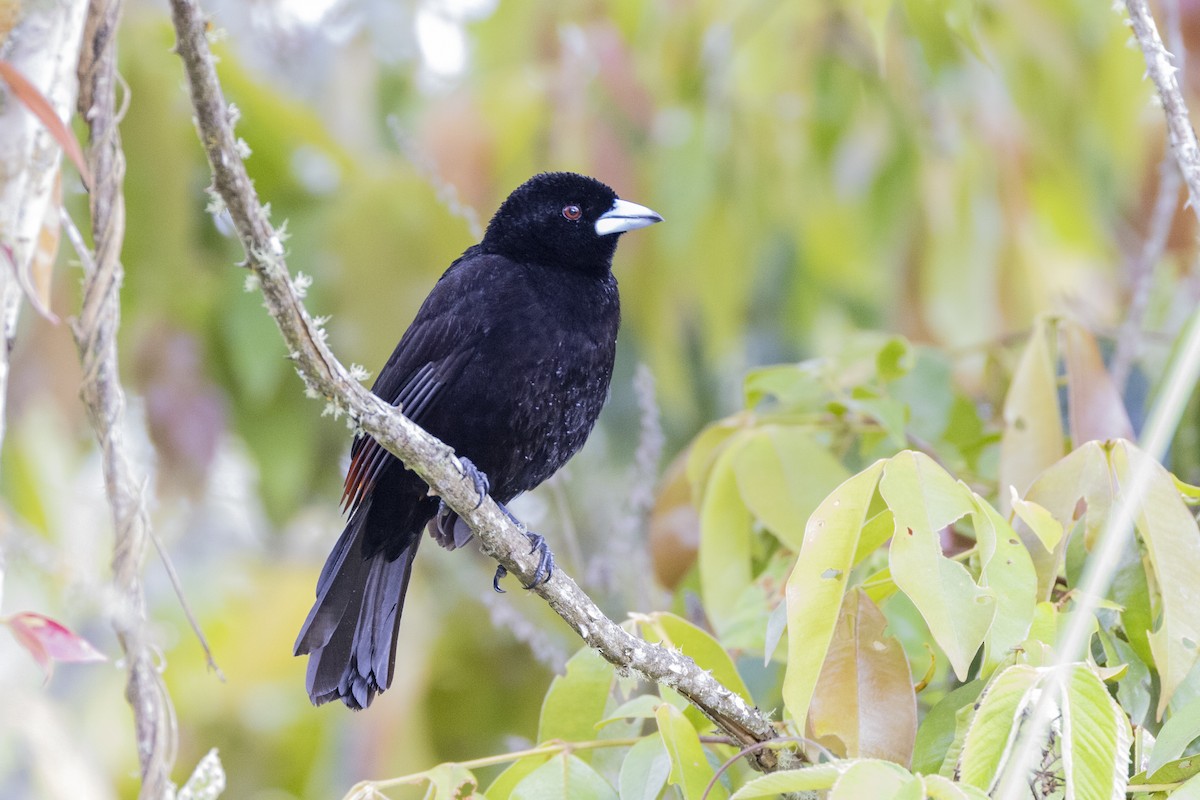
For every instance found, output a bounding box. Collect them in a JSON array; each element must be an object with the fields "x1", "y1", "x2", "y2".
[
  {"x1": 168, "y1": 0, "x2": 787, "y2": 771},
  {"x1": 74, "y1": 0, "x2": 177, "y2": 796},
  {"x1": 1112, "y1": 0, "x2": 1185, "y2": 390}
]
